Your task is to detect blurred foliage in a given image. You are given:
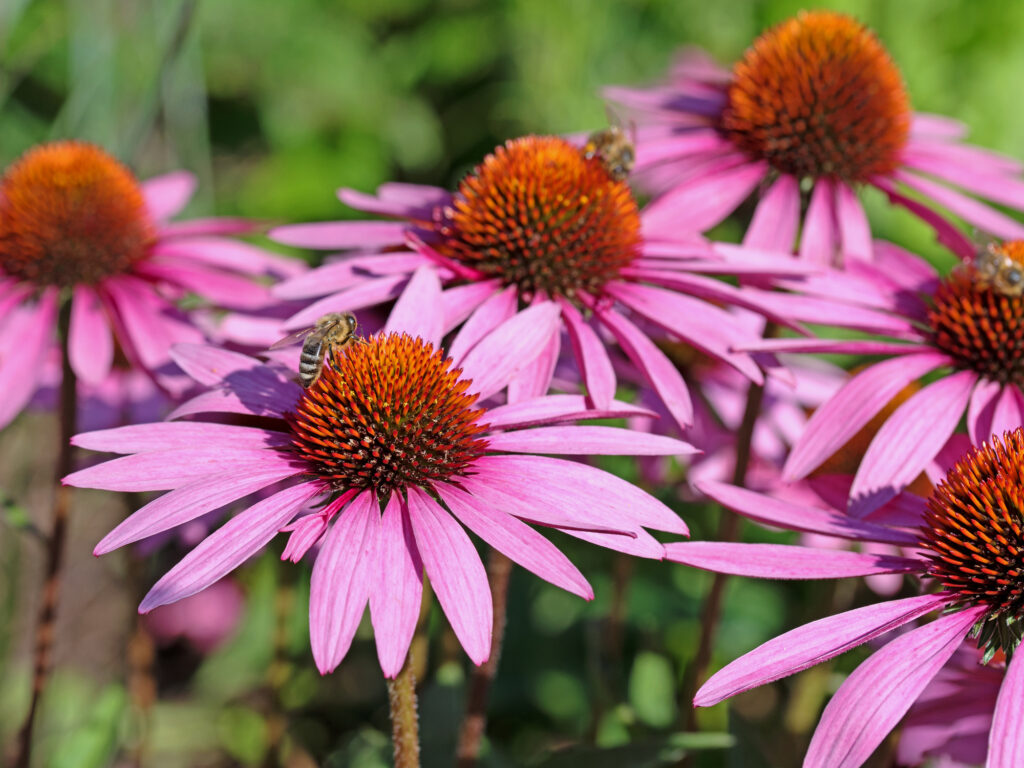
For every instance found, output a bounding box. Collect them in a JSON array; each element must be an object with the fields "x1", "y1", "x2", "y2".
[{"x1": 2, "y1": 0, "x2": 1023, "y2": 765}]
